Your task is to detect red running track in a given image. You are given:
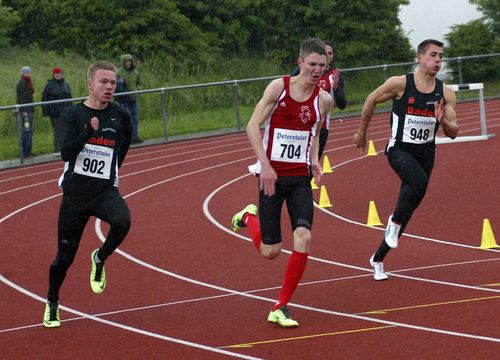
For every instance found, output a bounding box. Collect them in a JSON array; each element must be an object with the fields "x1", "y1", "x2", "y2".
[{"x1": 0, "y1": 99, "x2": 499, "y2": 359}]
